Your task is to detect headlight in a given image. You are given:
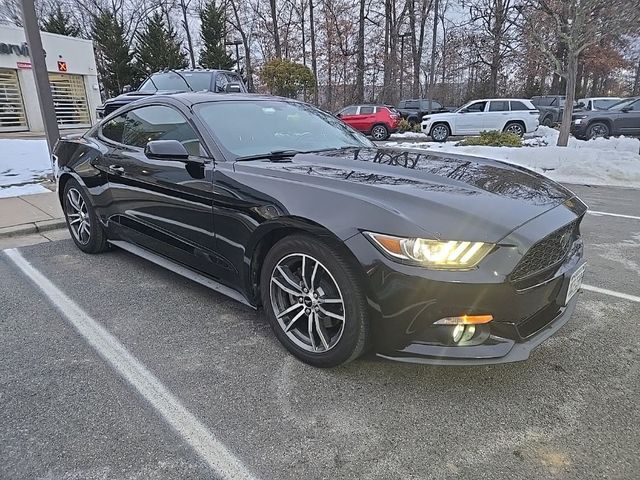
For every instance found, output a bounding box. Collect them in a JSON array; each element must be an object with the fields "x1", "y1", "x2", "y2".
[
  {"x1": 573, "y1": 115, "x2": 588, "y2": 125},
  {"x1": 422, "y1": 116, "x2": 431, "y2": 122},
  {"x1": 364, "y1": 232, "x2": 494, "y2": 269}
]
